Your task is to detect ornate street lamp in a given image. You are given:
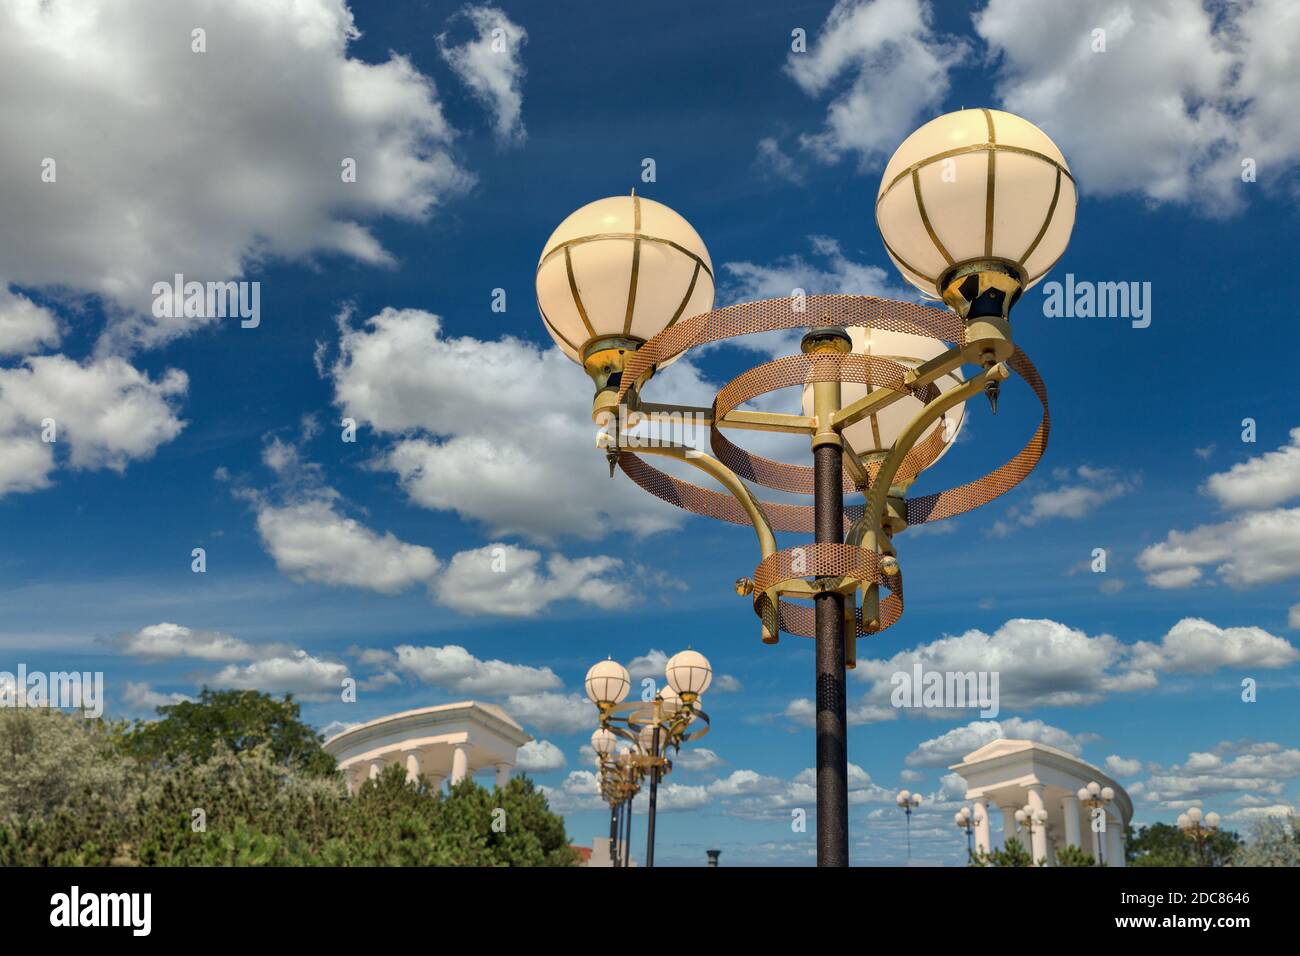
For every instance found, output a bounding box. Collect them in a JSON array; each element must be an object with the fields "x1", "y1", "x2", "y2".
[
  {"x1": 1077, "y1": 781, "x2": 1115, "y2": 866},
  {"x1": 896, "y1": 790, "x2": 922, "y2": 861},
  {"x1": 587, "y1": 651, "x2": 712, "y2": 868},
  {"x1": 955, "y1": 805, "x2": 977, "y2": 861},
  {"x1": 1177, "y1": 807, "x2": 1221, "y2": 866},
  {"x1": 539, "y1": 108, "x2": 1074, "y2": 867},
  {"x1": 1014, "y1": 803, "x2": 1049, "y2": 864}
]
